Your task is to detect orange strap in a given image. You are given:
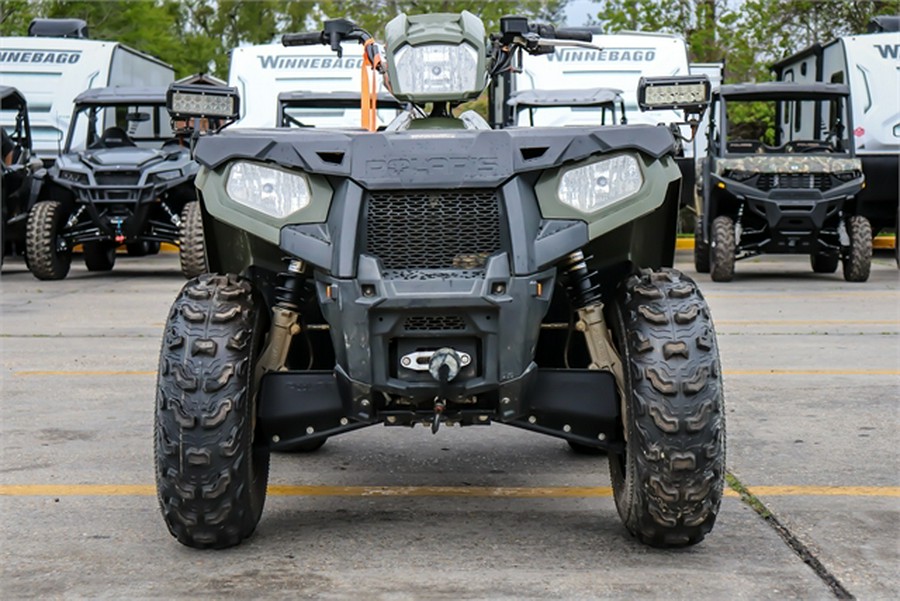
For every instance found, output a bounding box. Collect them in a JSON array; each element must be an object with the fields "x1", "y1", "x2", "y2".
[{"x1": 361, "y1": 39, "x2": 381, "y2": 132}]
